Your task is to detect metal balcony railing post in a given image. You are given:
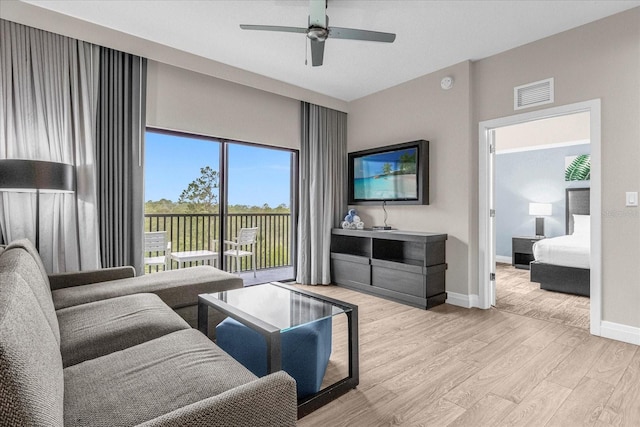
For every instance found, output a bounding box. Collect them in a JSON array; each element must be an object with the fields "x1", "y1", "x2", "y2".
[{"x1": 144, "y1": 212, "x2": 292, "y2": 273}]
